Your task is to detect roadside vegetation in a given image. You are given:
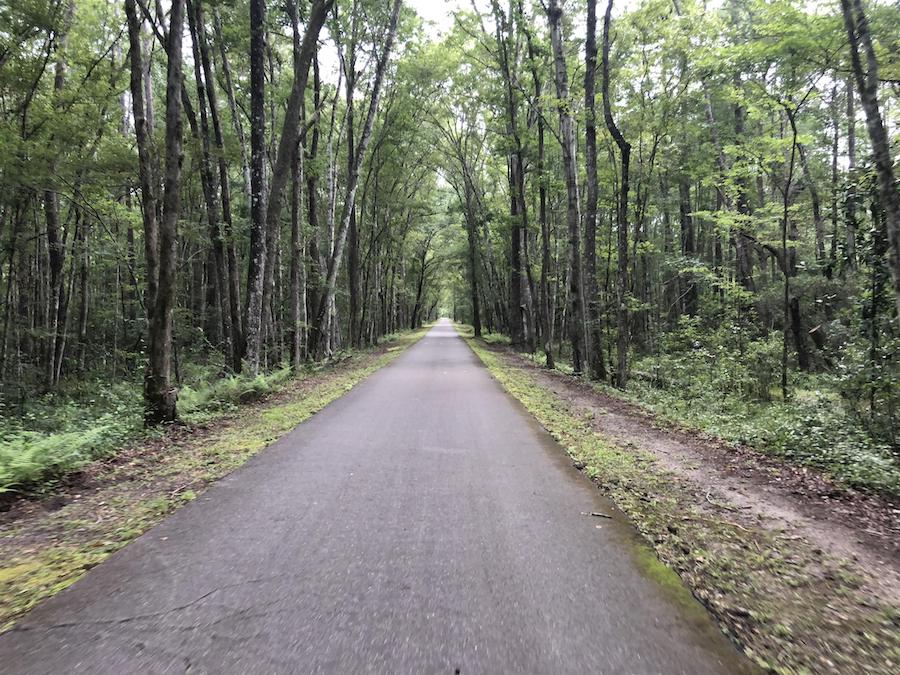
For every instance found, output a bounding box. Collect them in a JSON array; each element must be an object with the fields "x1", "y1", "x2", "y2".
[{"x1": 490, "y1": 318, "x2": 900, "y2": 498}]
